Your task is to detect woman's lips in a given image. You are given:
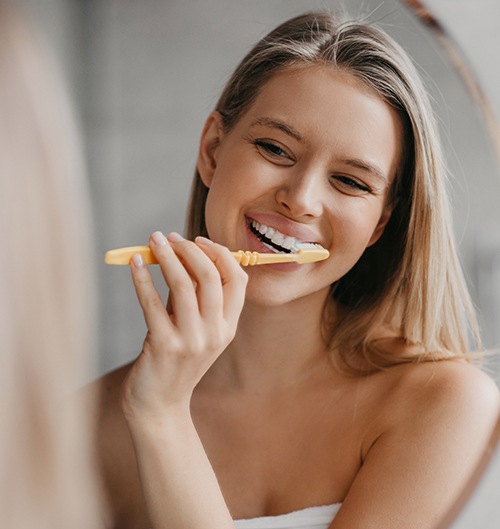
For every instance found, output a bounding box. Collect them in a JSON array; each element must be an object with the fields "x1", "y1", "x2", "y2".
[
  {"x1": 249, "y1": 219, "x2": 305, "y2": 252},
  {"x1": 245, "y1": 212, "x2": 323, "y2": 247}
]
